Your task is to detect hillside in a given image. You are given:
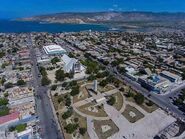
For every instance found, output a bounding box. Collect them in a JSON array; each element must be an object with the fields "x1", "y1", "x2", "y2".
[{"x1": 18, "y1": 12, "x2": 185, "y2": 24}]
